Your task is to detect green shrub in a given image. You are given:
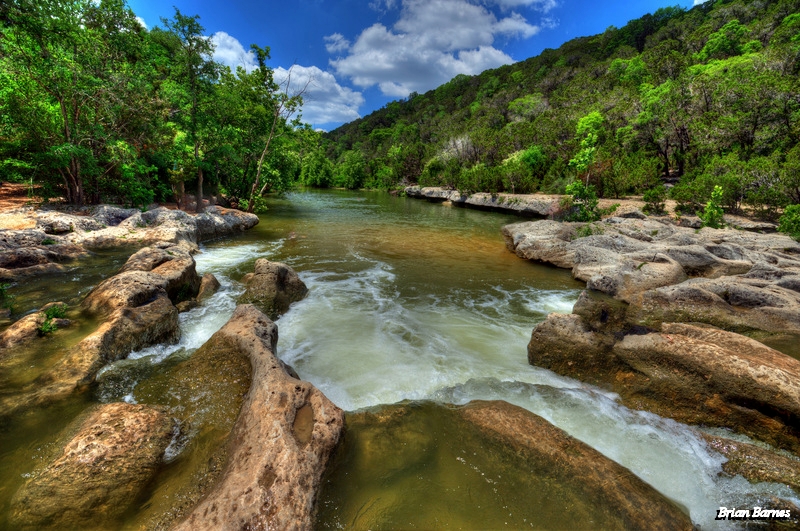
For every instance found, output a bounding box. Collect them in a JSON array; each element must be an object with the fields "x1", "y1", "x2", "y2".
[
  {"x1": 699, "y1": 185, "x2": 725, "y2": 228},
  {"x1": 778, "y1": 205, "x2": 800, "y2": 240},
  {"x1": 37, "y1": 317, "x2": 58, "y2": 336},
  {"x1": 44, "y1": 304, "x2": 67, "y2": 319},
  {"x1": 642, "y1": 185, "x2": 667, "y2": 215},
  {"x1": 563, "y1": 181, "x2": 601, "y2": 222}
]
